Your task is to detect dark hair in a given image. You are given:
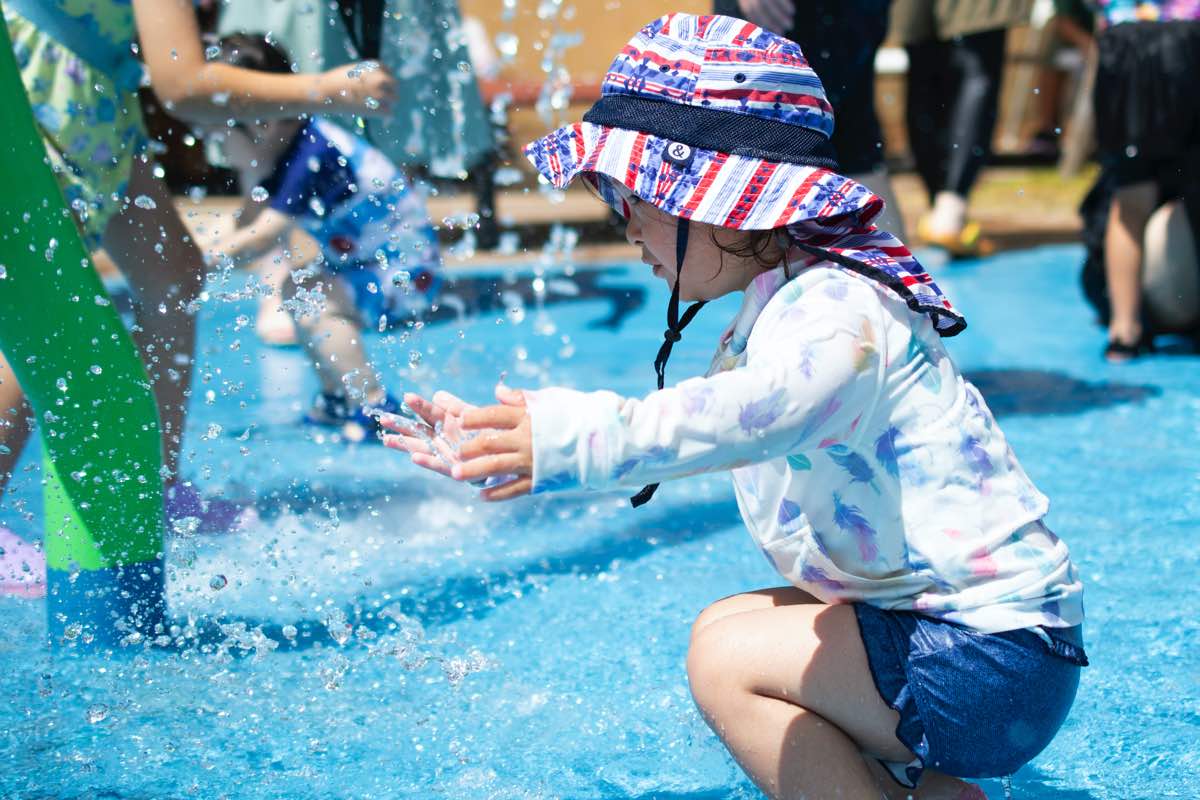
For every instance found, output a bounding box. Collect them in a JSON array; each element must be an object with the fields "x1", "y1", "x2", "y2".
[
  {"x1": 710, "y1": 227, "x2": 784, "y2": 269},
  {"x1": 207, "y1": 32, "x2": 294, "y2": 74},
  {"x1": 583, "y1": 175, "x2": 785, "y2": 270}
]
